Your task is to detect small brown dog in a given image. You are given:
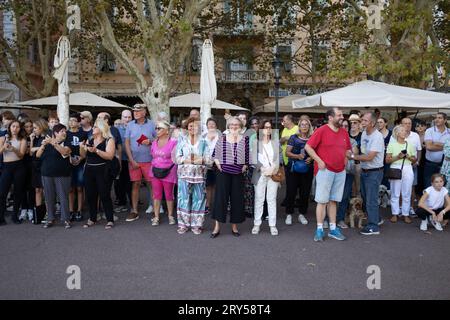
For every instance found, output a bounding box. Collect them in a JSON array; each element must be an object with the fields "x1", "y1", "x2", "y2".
[{"x1": 348, "y1": 197, "x2": 367, "y2": 229}]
